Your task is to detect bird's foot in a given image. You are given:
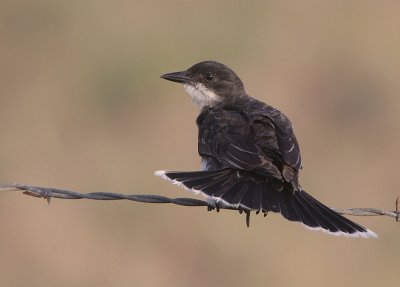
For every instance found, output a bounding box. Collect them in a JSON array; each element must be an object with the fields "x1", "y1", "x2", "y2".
[{"x1": 207, "y1": 202, "x2": 220, "y2": 212}]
